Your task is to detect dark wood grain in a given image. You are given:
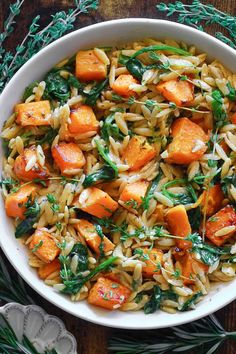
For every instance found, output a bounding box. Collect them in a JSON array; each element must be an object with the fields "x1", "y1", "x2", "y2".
[{"x1": 1, "y1": 1, "x2": 236, "y2": 353}]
